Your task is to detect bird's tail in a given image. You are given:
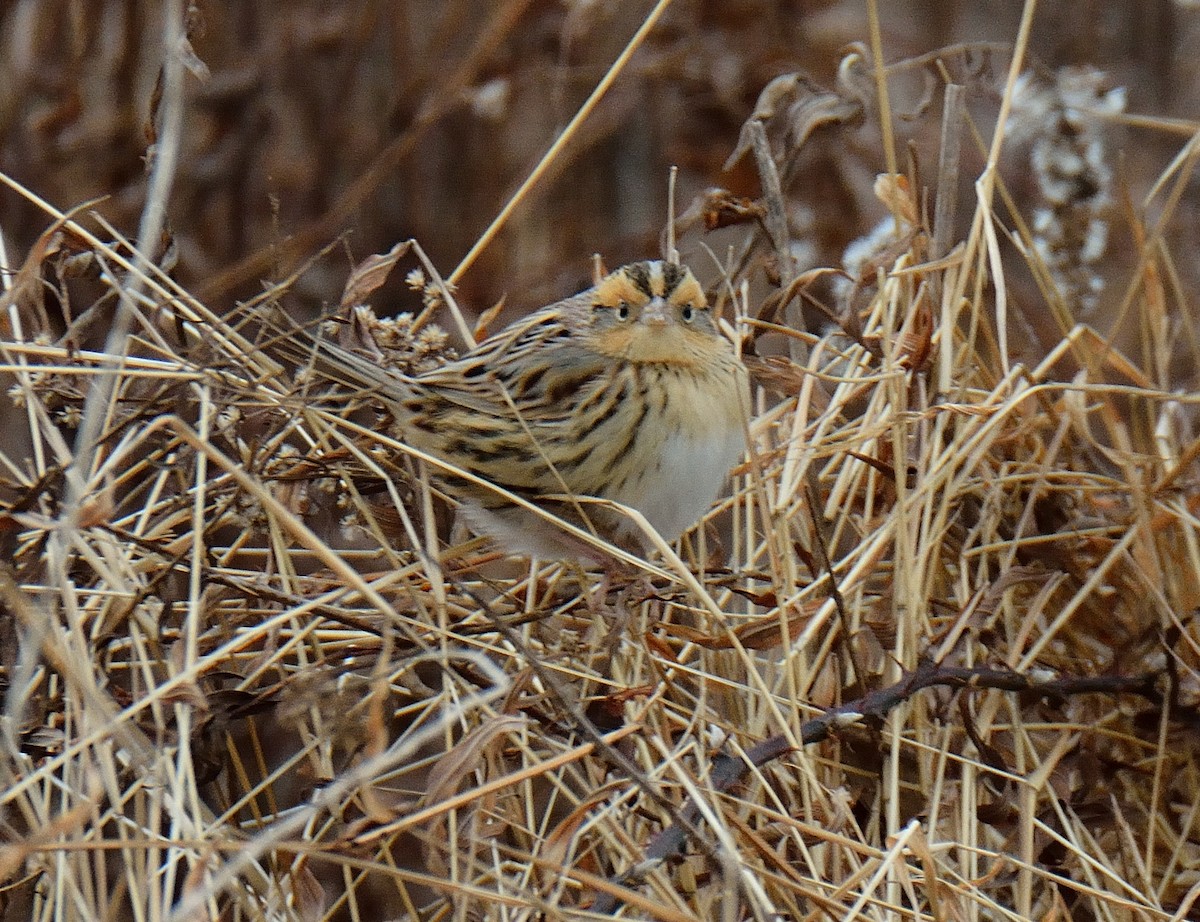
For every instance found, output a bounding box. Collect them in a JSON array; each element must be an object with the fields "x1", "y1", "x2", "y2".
[{"x1": 259, "y1": 304, "x2": 411, "y2": 405}]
